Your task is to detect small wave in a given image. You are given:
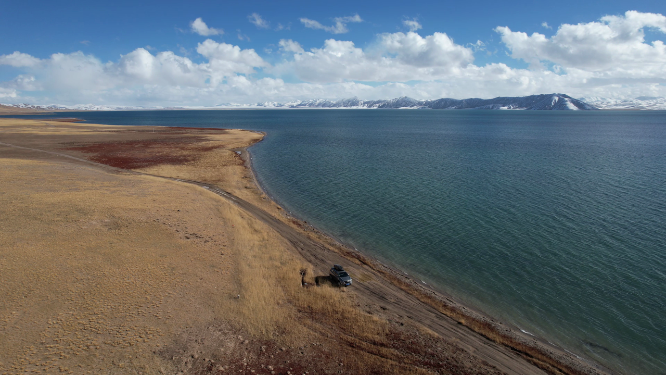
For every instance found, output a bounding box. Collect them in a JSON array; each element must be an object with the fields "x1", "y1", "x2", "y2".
[
  {"x1": 564, "y1": 349, "x2": 582, "y2": 359},
  {"x1": 519, "y1": 328, "x2": 535, "y2": 336}
]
